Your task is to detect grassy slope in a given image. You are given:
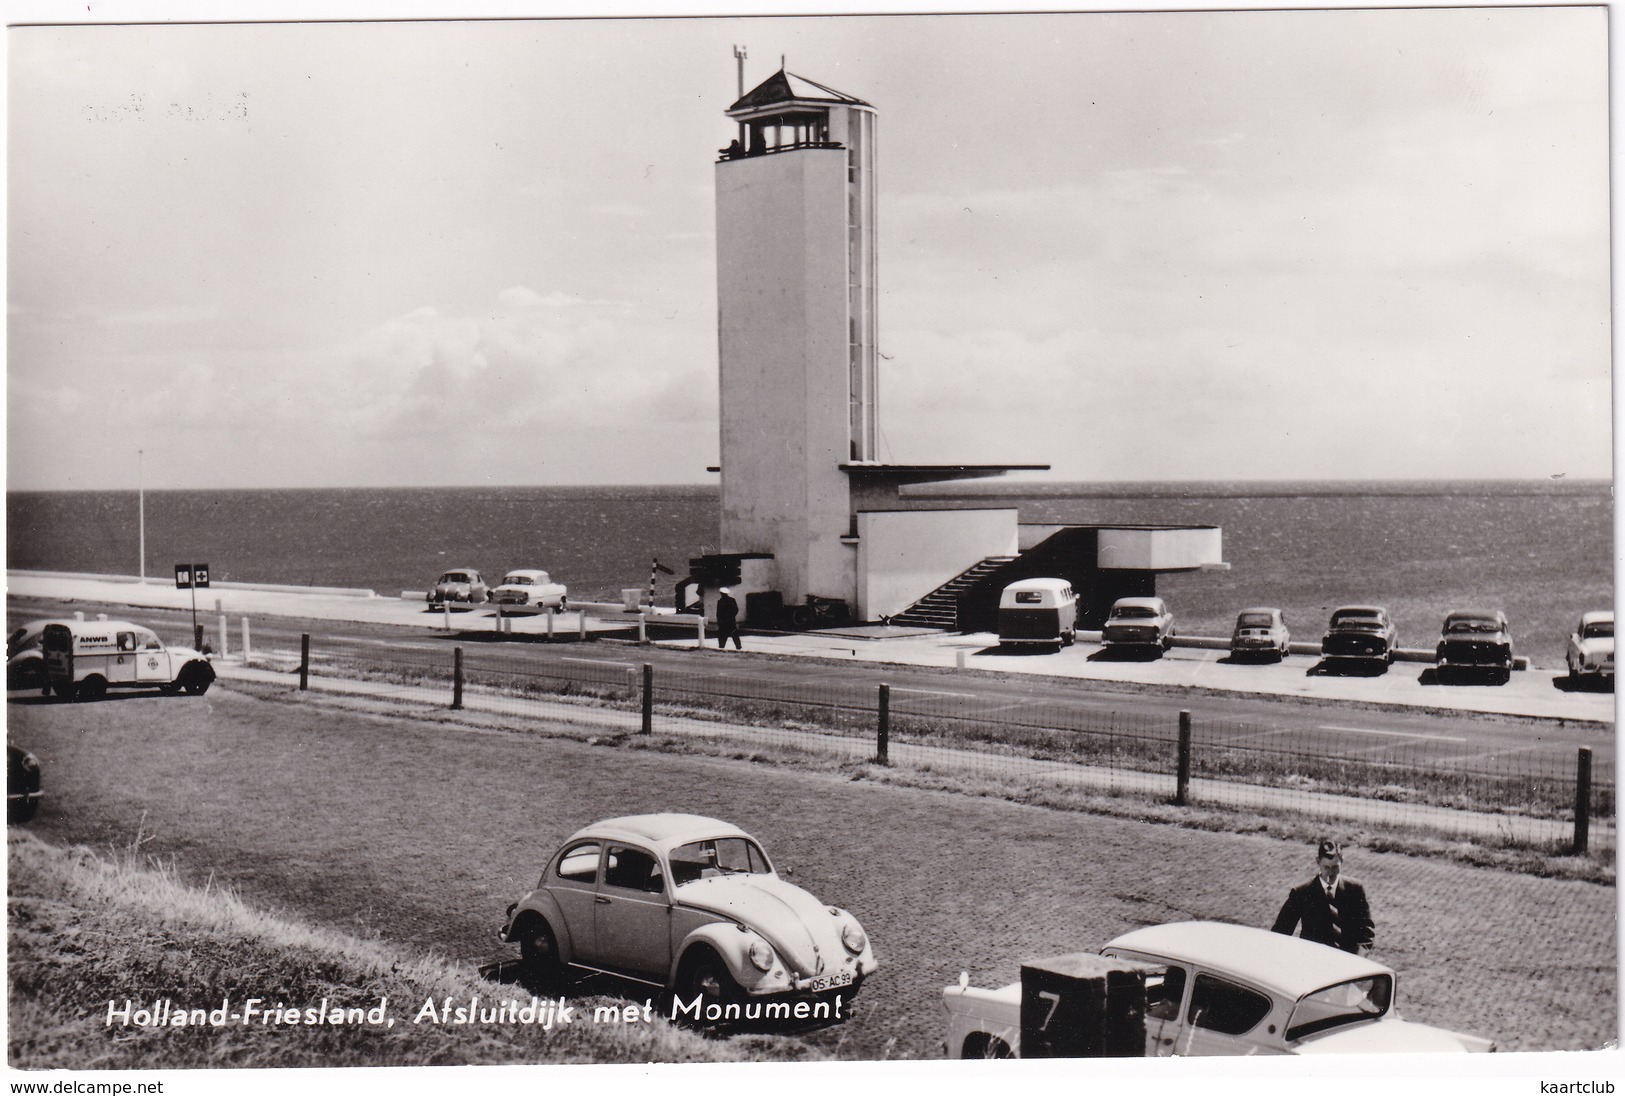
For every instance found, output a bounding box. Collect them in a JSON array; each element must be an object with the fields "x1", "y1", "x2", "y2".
[{"x1": 6, "y1": 831, "x2": 820, "y2": 1070}]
